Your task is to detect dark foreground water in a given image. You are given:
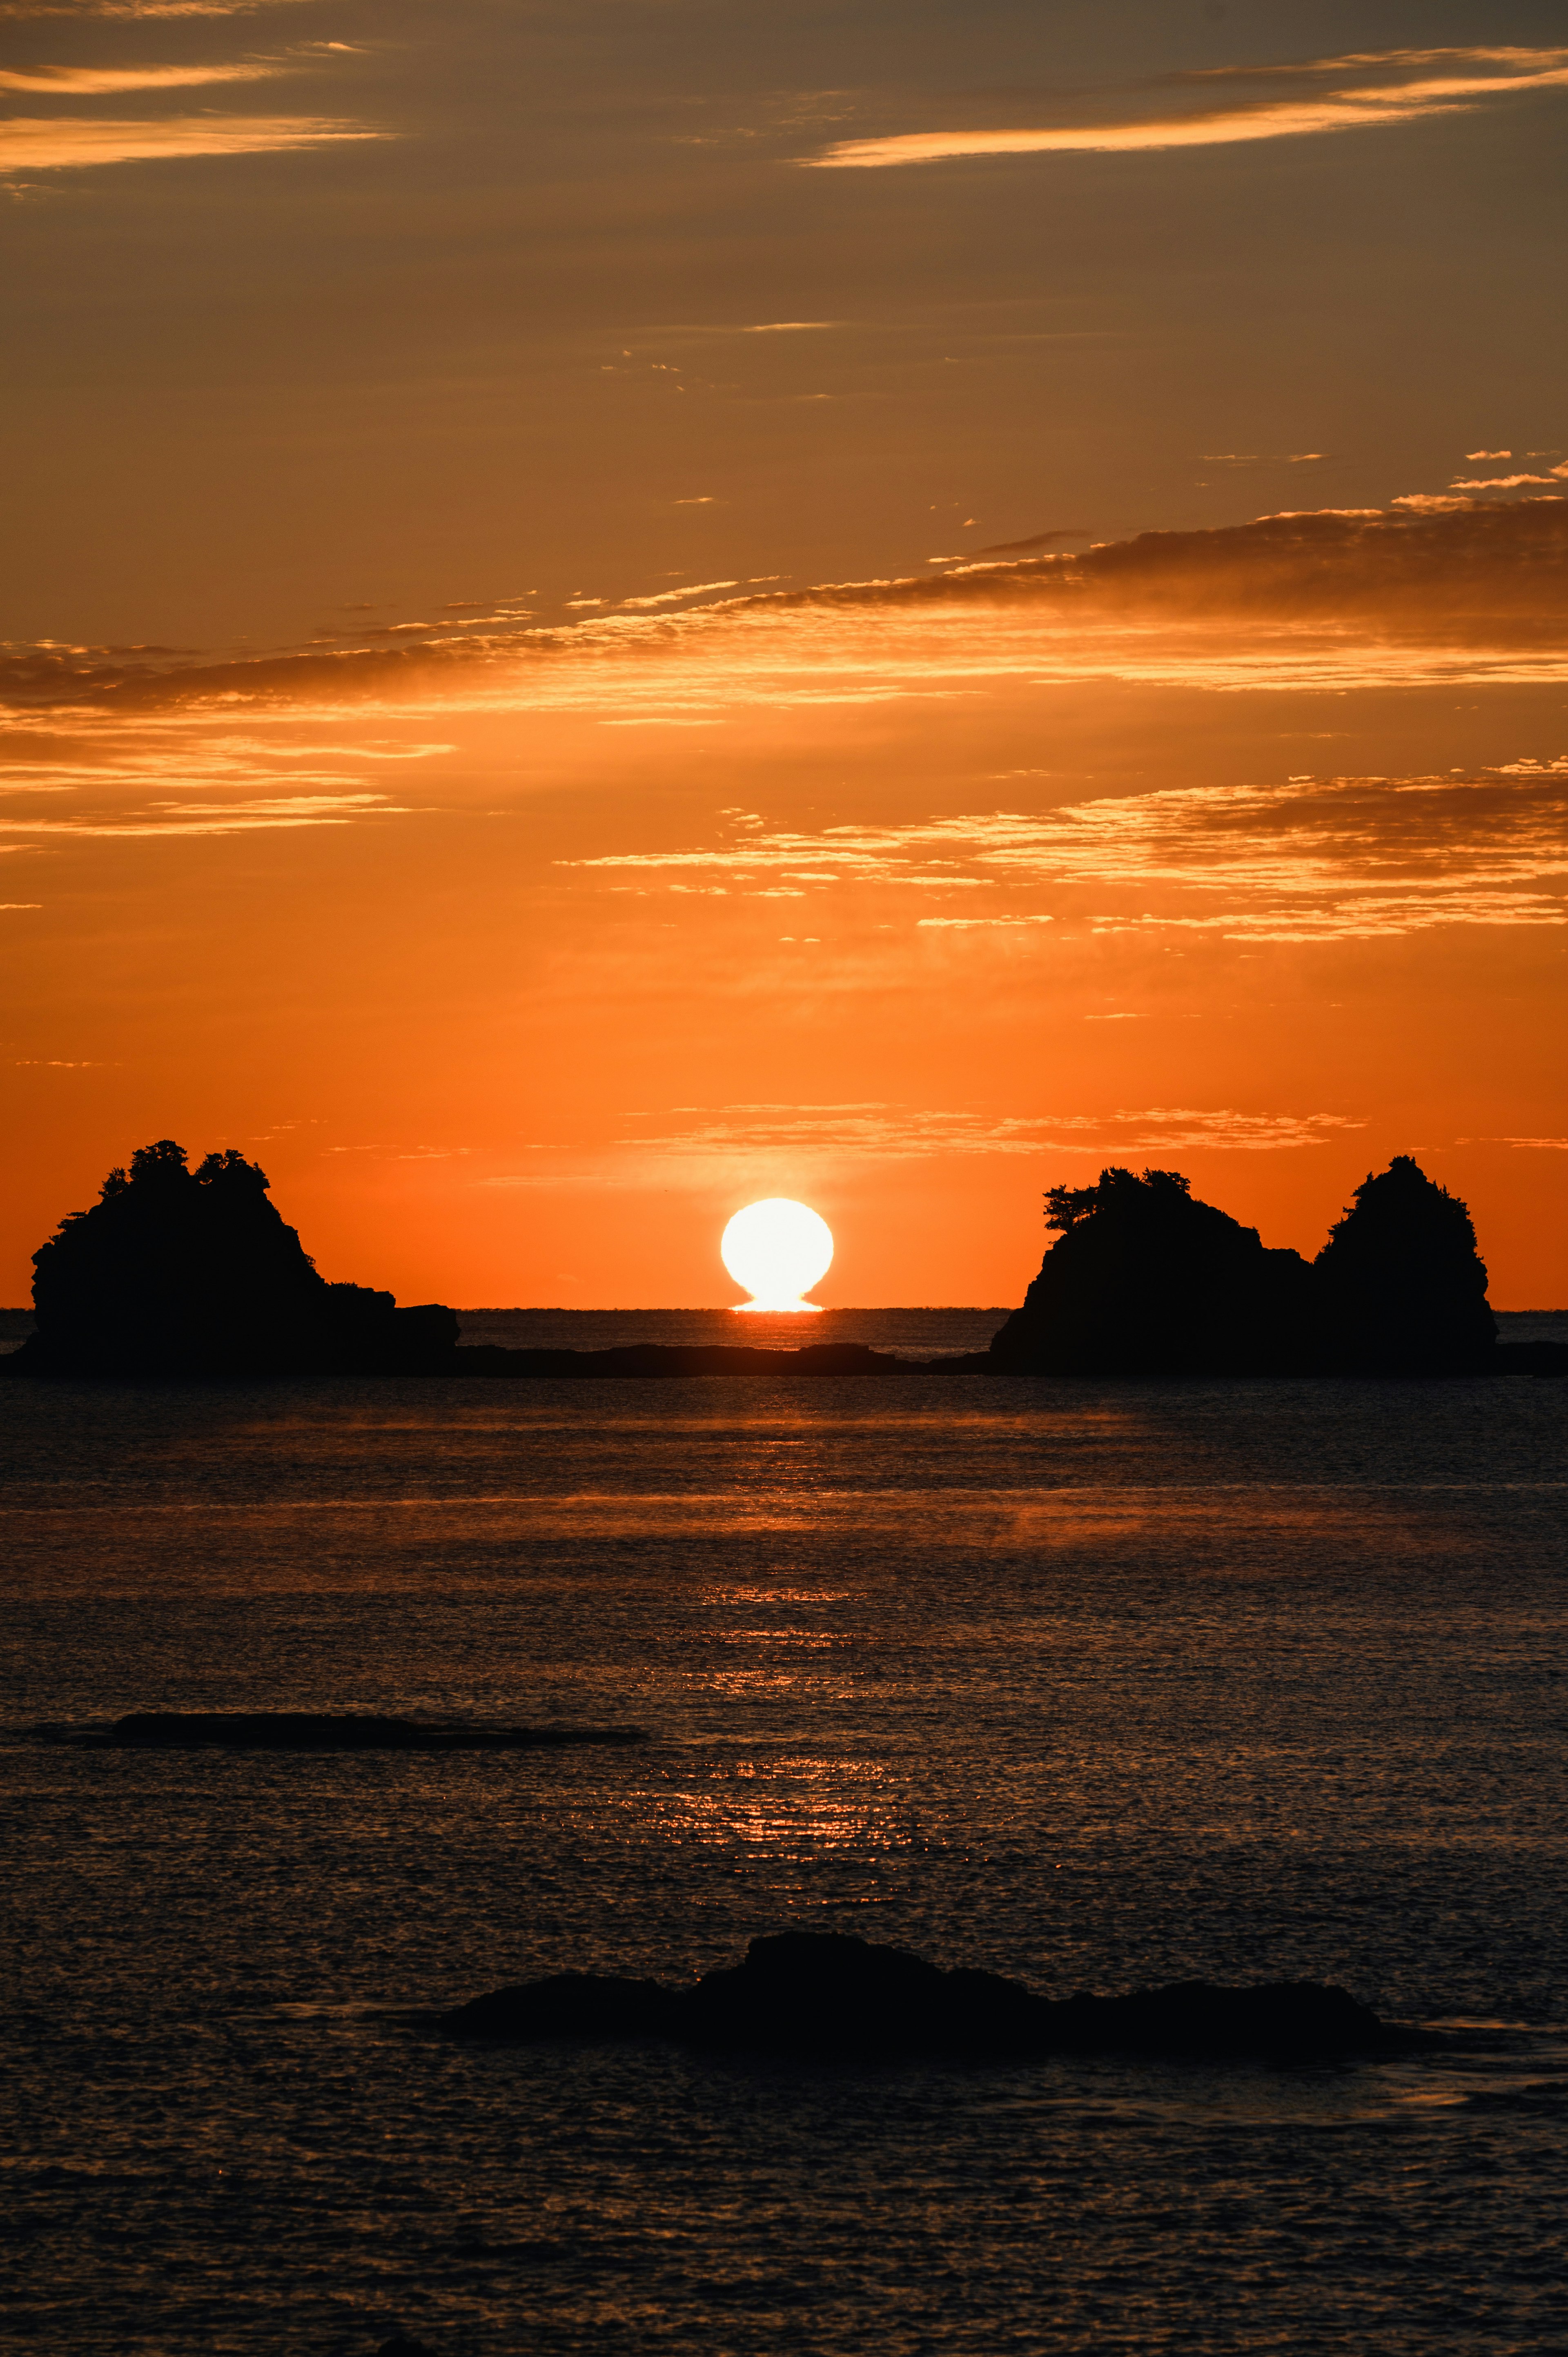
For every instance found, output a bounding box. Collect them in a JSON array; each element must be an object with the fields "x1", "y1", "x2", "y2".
[{"x1": 3, "y1": 1311, "x2": 1566, "y2": 2355}]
